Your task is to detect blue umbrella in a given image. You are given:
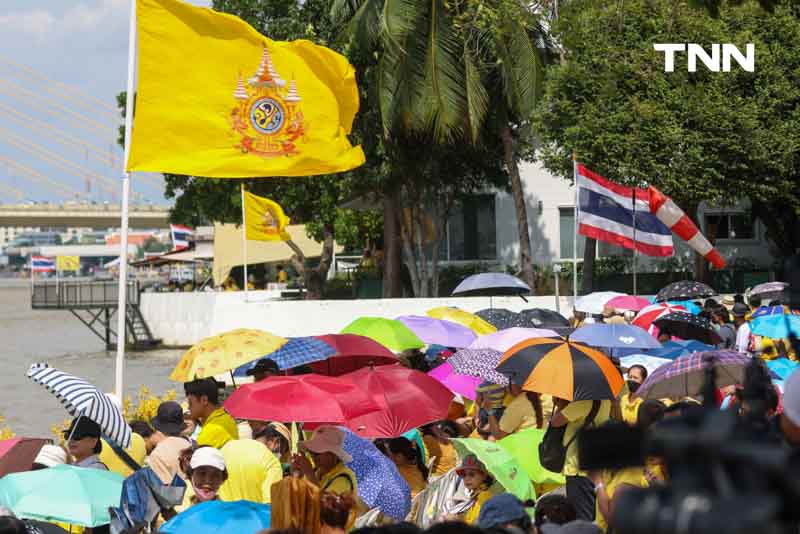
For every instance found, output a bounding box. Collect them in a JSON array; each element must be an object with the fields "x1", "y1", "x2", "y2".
[
  {"x1": 766, "y1": 358, "x2": 800, "y2": 381},
  {"x1": 160, "y1": 500, "x2": 270, "y2": 534},
  {"x1": 570, "y1": 324, "x2": 661, "y2": 350},
  {"x1": 751, "y1": 315, "x2": 800, "y2": 339},
  {"x1": 234, "y1": 336, "x2": 336, "y2": 376},
  {"x1": 452, "y1": 273, "x2": 531, "y2": 296},
  {"x1": 613, "y1": 340, "x2": 713, "y2": 360},
  {"x1": 666, "y1": 300, "x2": 702, "y2": 315},
  {"x1": 340, "y1": 427, "x2": 411, "y2": 520}
]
